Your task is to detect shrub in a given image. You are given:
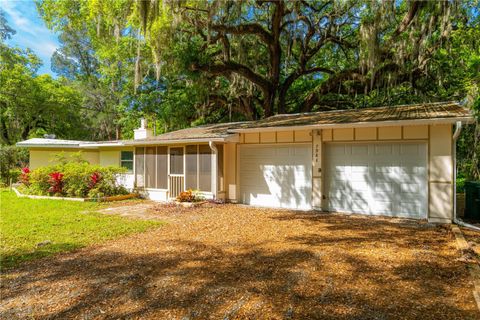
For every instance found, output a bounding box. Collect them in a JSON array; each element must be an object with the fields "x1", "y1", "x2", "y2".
[
  {"x1": 28, "y1": 166, "x2": 56, "y2": 195},
  {"x1": 19, "y1": 167, "x2": 30, "y2": 186},
  {"x1": 176, "y1": 189, "x2": 205, "y2": 202},
  {"x1": 48, "y1": 172, "x2": 64, "y2": 195},
  {"x1": 19, "y1": 162, "x2": 128, "y2": 198},
  {"x1": 457, "y1": 177, "x2": 466, "y2": 193},
  {"x1": 87, "y1": 167, "x2": 128, "y2": 198},
  {"x1": 9, "y1": 169, "x2": 21, "y2": 184},
  {"x1": 62, "y1": 162, "x2": 95, "y2": 197},
  {"x1": 0, "y1": 145, "x2": 29, "y2": 185}
]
